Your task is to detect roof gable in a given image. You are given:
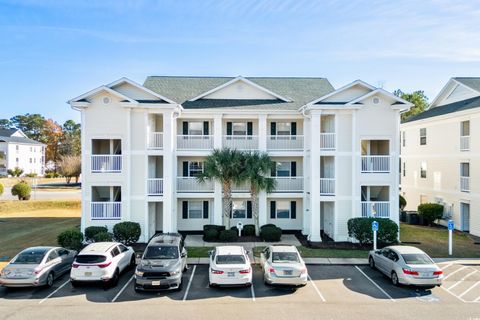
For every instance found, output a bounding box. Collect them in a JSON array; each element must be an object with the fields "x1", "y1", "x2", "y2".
[{"x1": 429, "y1": 78, "x2": 480, "y2": 108}]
